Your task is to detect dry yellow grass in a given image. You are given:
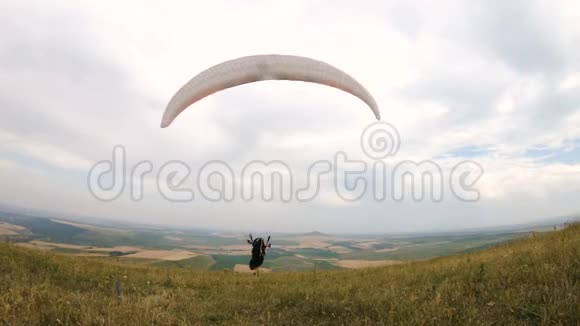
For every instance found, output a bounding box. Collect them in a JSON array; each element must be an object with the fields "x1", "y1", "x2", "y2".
[
  {"x1": 184, "y1": 245, "x2": 249, "y2": 255},
  {"x1": 285, "y1": 237, "x2": 331, "y2": 249},
  {"x1": 20, "y1": 240, "x2": 140, "y2": 253},
  {"x1": 162, "y1": 251, "x2": 199, "y2": 261},
  {"x1": 0, "y1": 222, "x2": 26, "y2": 235},
  {"x1": 1, "y1": 223, "x2": 578, "y2": 325},
  {"x1": 71, "y1": 253, "x2": 108, "y2": 257},
  {"x1": 51, "y1": 219, "x2": 101, "y2": 229},
  {"x1": 29, "y1": 240, "x2": 88, "y2": 250},
  {"x1": 123, "y1": 250, "x2": 198, "y2": 261},
  {"x1": 51, "y1": 219, "x2": 130, "y2": 235},
  {"x1": 14, "y1": 243, "x2": 53, "y2": 251}
]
